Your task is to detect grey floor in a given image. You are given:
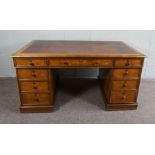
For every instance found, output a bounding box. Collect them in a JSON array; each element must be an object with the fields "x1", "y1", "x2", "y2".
[{"x1": 0, "y1": 77, "x2": 155, "y2": 124}]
